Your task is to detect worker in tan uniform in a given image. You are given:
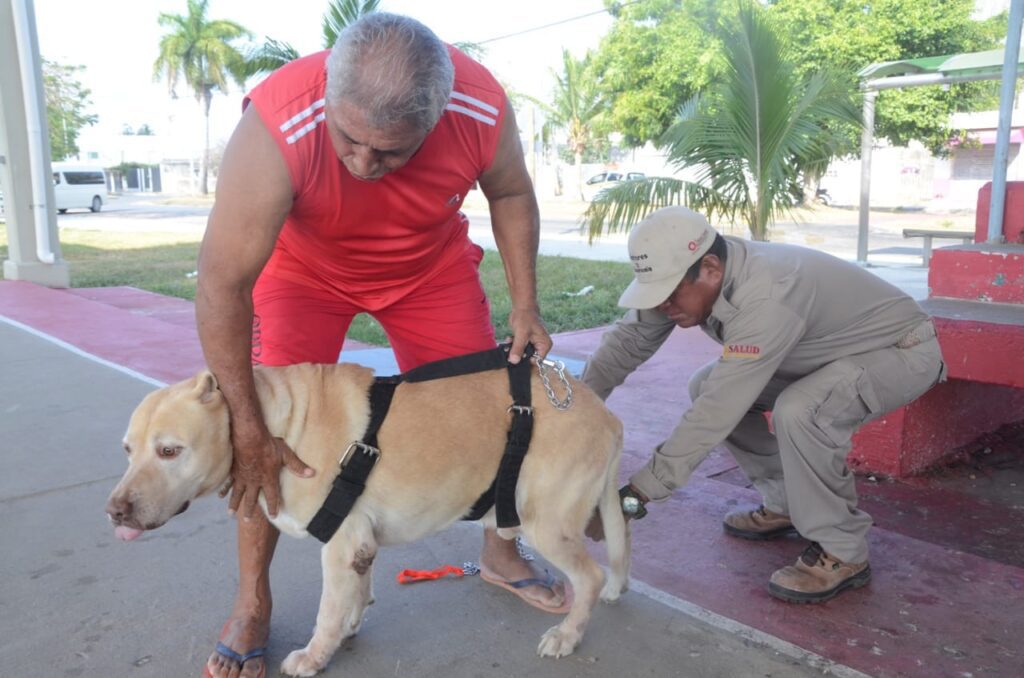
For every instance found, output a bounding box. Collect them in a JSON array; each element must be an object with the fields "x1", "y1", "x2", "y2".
[{"x1": 583, "y1": 206, "x2": 945, "y2": 603}]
